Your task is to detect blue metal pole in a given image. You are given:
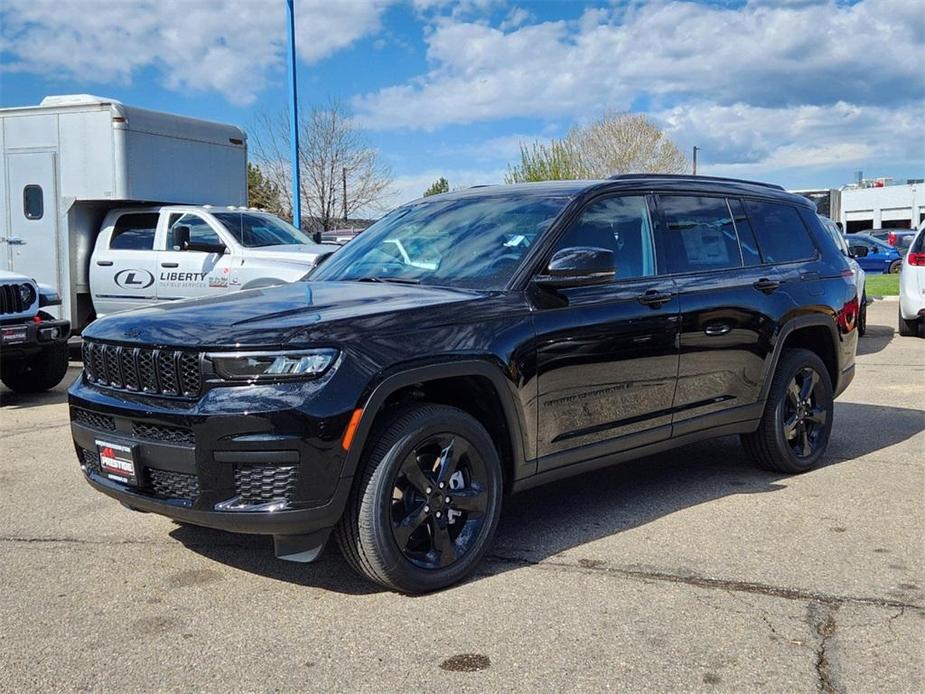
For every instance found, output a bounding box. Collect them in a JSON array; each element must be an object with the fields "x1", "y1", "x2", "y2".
[{"x1": 286, "y1": 0, "x2": 301, "y2": 229}]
